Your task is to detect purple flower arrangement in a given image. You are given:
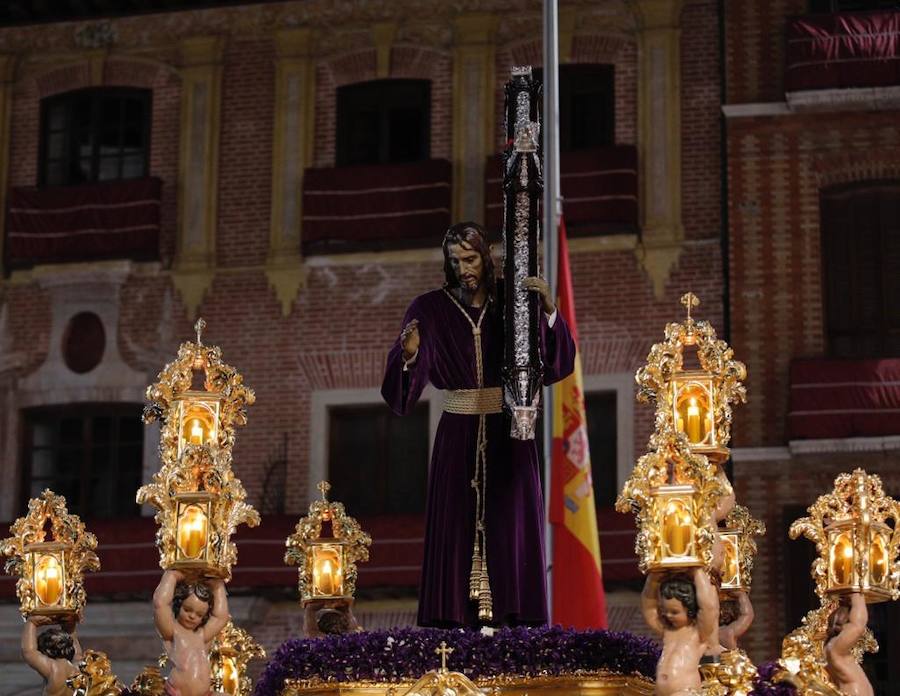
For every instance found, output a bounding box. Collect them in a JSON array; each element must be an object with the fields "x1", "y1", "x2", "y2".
[
  {"x1": 749, "y1": 661, "x2": 798, "y2": 696},
  {"x1": 254, "y1": 625, "x2": 660, "y2": 696}
]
